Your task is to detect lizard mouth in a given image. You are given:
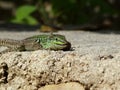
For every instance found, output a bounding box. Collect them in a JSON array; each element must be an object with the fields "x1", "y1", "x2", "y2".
[
  {"x1": 56, "y1": 42, "x2": 71, "y2": 51},
  {"x1": 63, "y1": 42, "x2": 71, "y2": 51}
]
